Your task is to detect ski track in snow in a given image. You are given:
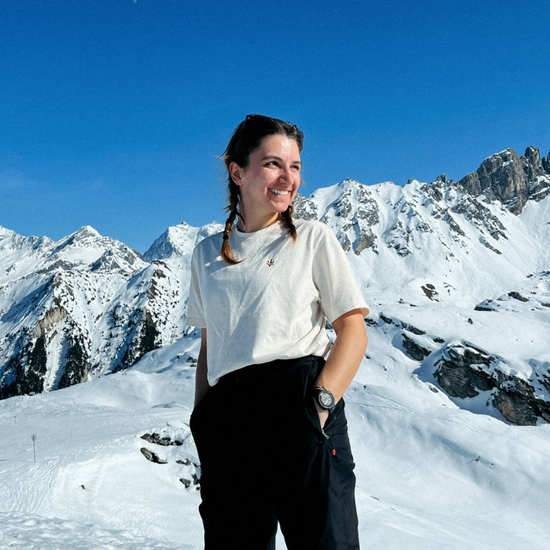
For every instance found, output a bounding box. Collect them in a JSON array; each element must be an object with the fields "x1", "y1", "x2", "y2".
[{"x1": 0, "y1": 512, "x2": 191, "y2": 549}]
